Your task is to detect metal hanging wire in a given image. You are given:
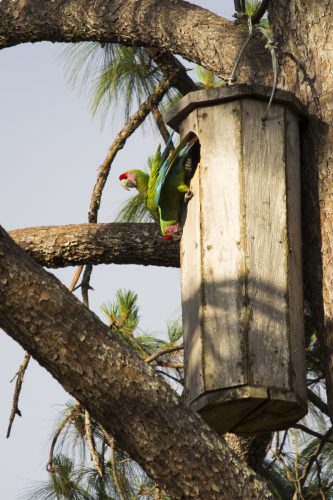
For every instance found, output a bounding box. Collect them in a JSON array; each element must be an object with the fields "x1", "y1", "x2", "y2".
[
  {"x1": 234, "y1": 0, "x2": 269, "y2": 24},
  {"x1": 230, "y1": 1, "x2": 276, "y2": 121}
]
